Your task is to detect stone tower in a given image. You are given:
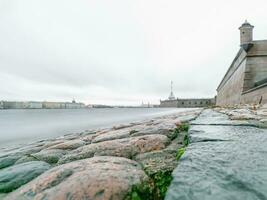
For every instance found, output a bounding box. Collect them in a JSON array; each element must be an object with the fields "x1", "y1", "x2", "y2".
[{"x1": 239, "y1": 20, "x2": 254, "y2": 46}]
